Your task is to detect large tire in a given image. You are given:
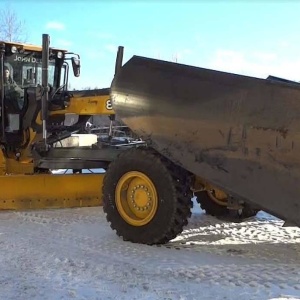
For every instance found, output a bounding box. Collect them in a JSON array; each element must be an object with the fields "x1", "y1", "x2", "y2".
[
  {"x1": 195, "y1": 191, "x2": 228, "y2": 217},
  {"x1": 102, "y1": 148, "x2": 193, "y2": 245},
  {"x1": 196, "y1": 191, "x2": 259, "y2": 221}
]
